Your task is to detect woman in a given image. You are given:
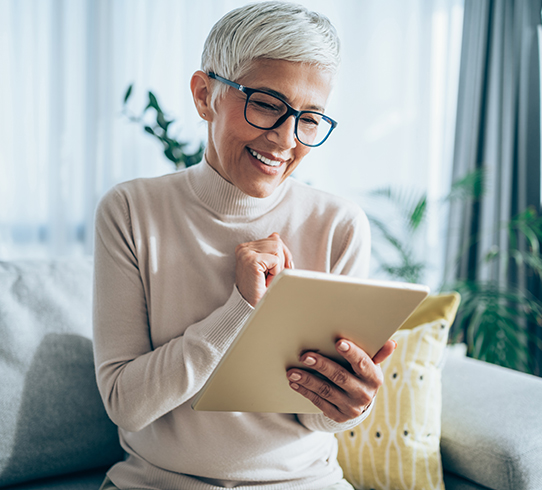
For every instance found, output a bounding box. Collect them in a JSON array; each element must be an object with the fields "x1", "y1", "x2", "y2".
[{"x1": 93, "y1": 2, "x2": 395, "y2": 489}]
